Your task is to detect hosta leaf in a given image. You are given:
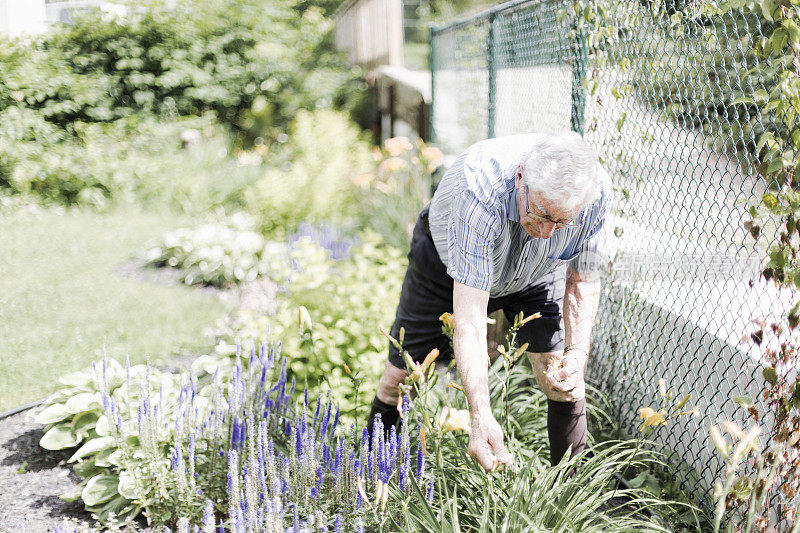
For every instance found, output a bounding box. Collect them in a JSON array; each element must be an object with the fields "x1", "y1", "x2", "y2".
[
  {"x1": 40, "y1": 426, "x2": 81, "y2": 450},
  {"x1": 93, "y1": 446, "x2": 115, "y2": 468},
  {"x1": 33, "y1": 403, "x2": 71, "y2": 425},
  {"x1": 72, "y1": 411, "x2": 100, "y2": 435},
  {"x1": 58, "y1": 370, "x2": 94, "y2": 390},
  {"x1": 65, "y1": 392, "x2": 102, "y2": 414},
  {"x1": 59, "y1": 483, "x2": 85, "y2": 503},
  {"x1": 95, "y1": 415, "x2": 110, "y2": 437},
  {"x1": 107, "y1": 449, "x2": 124, "y2": 467},
  {"x1": 82, "y1": 474, "x2": 120, "y2": 506},
  {"x1": 117, "y1": 470, "x2": 139, "y2": 500},
  {"x1": 68, "y1": 436, "x2": 116, "y2": 463}
]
